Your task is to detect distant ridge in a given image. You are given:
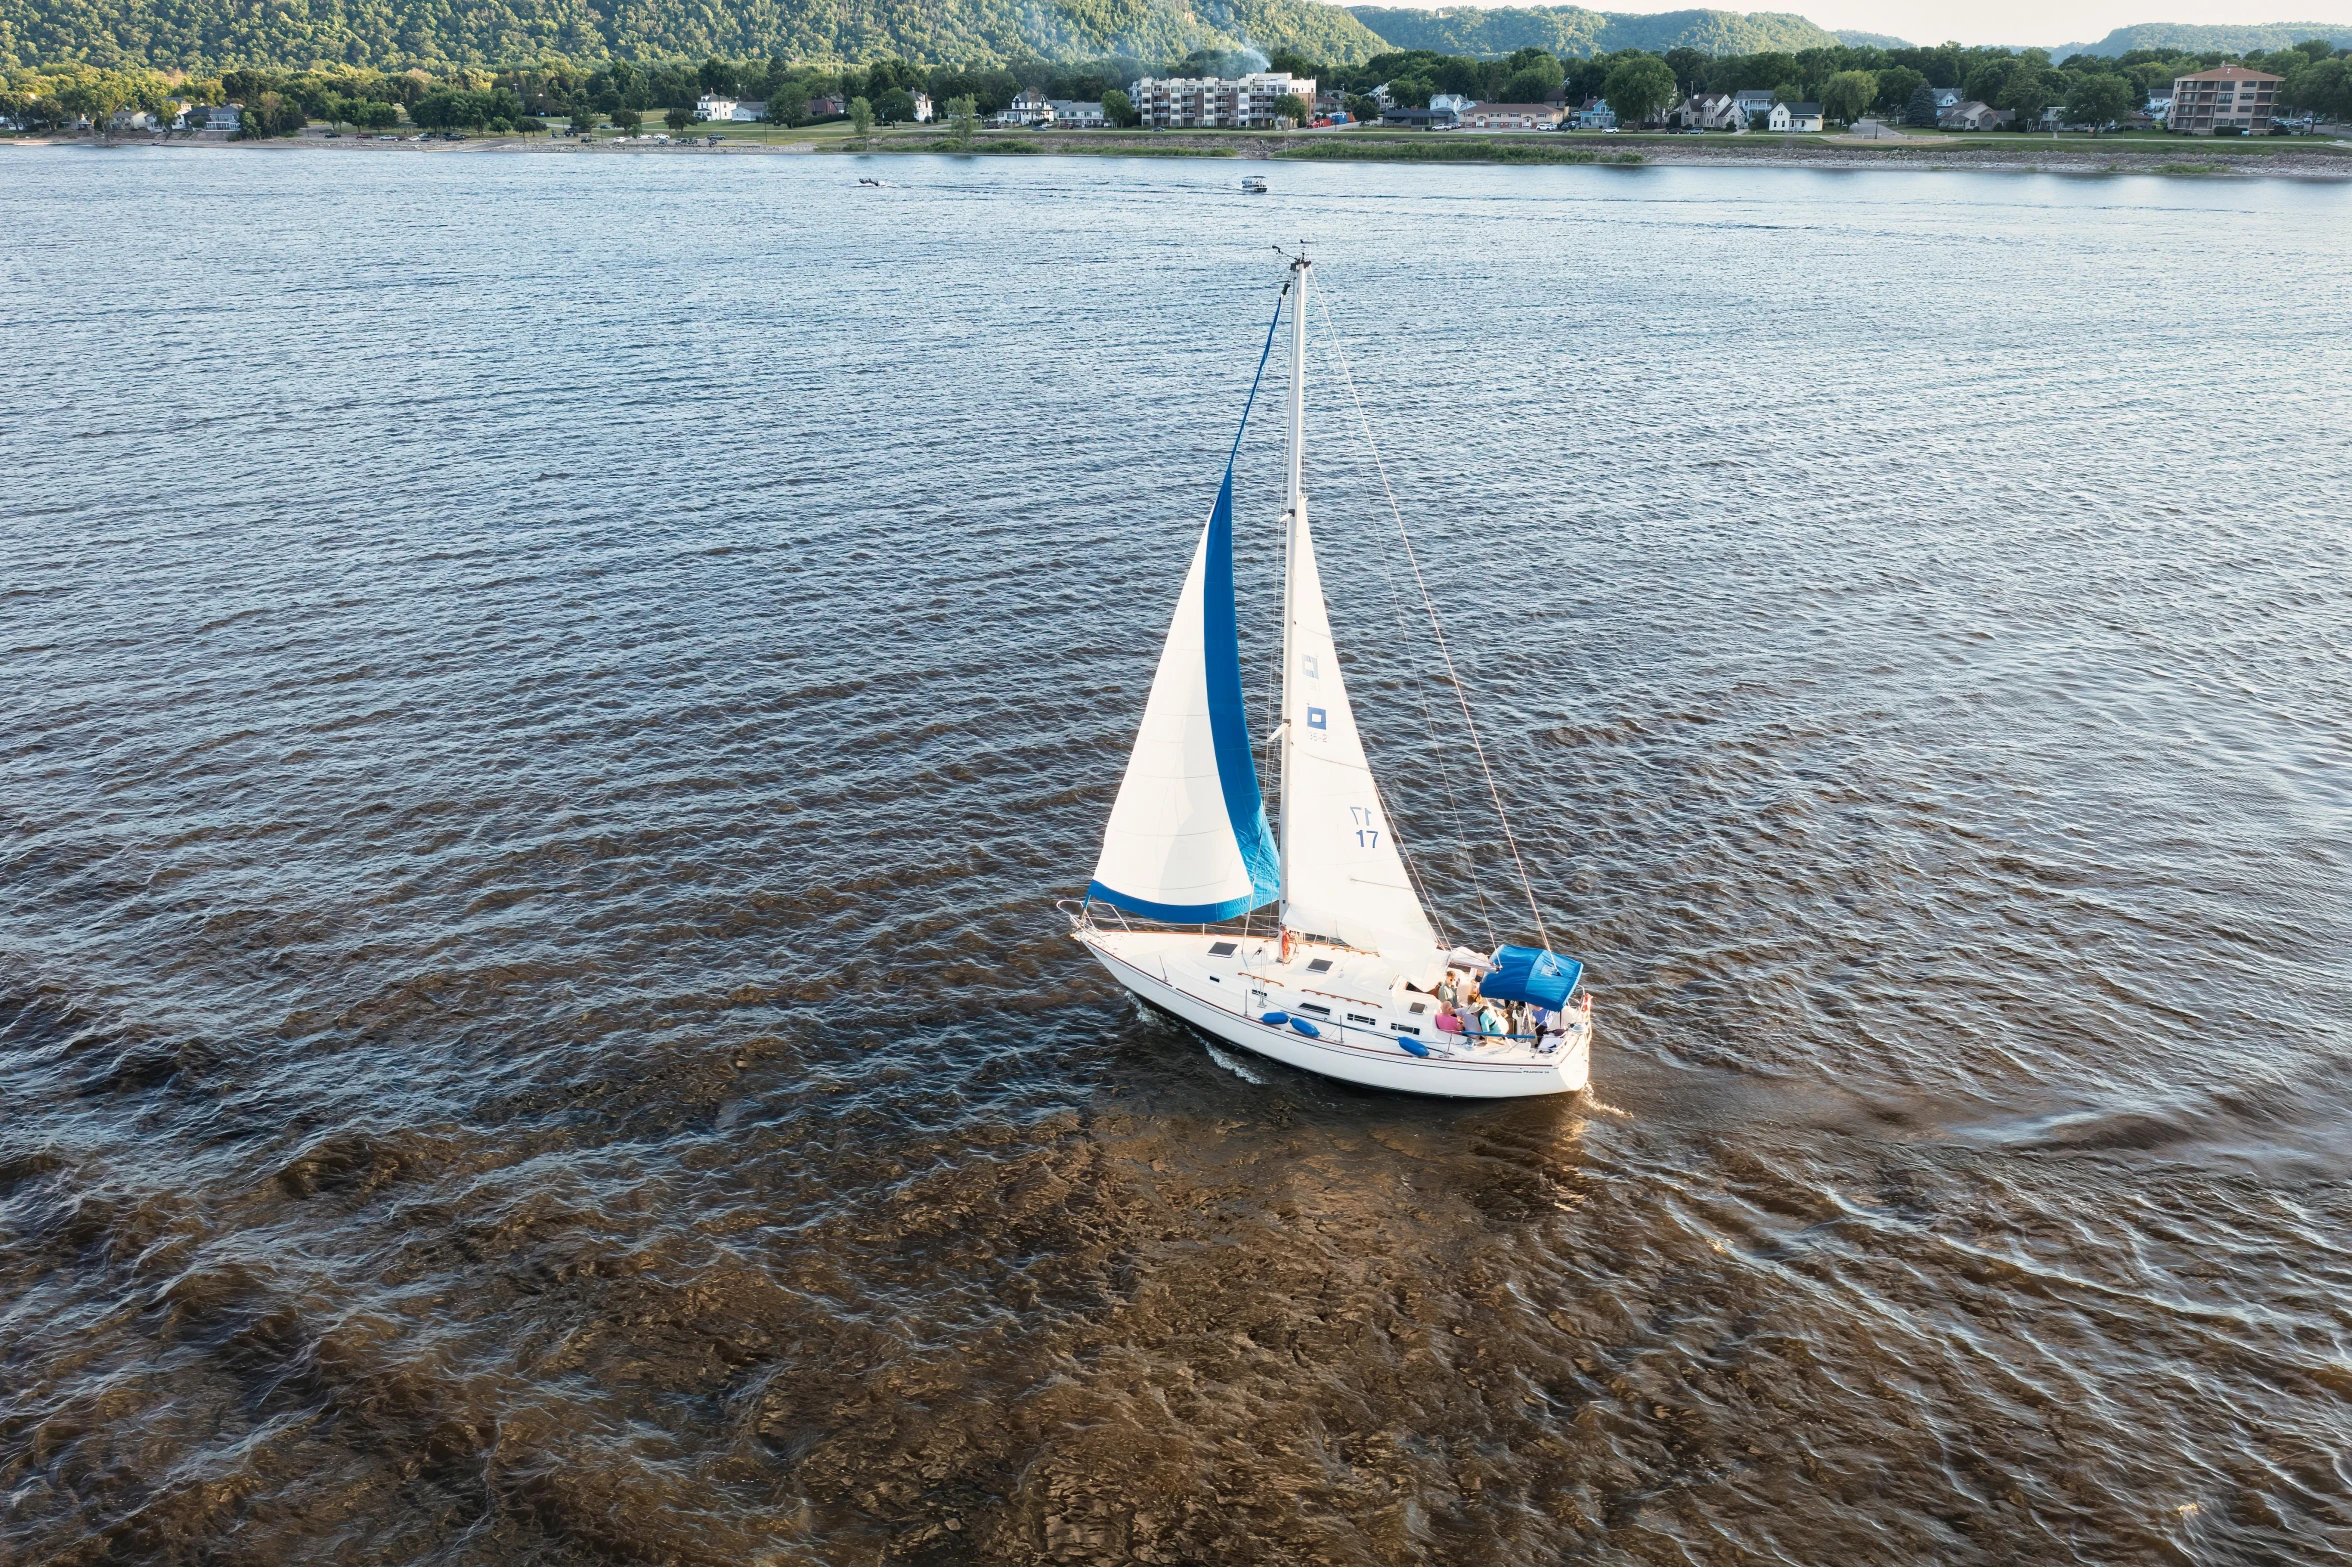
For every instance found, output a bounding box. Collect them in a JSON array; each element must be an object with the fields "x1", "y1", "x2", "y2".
[
  {"x1": 2060, "y1": 19, "x2": 2352, "y2": 55},
  {"x1": 1345, "y1": 5, "x2": 1840, "y2": 57},
  {"x1": 1833, "y1": 28, "x2": 1911, "y2": 47},
  {"x1": 0, "y1": 0, "x2": 1392, "y2": 71}
]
